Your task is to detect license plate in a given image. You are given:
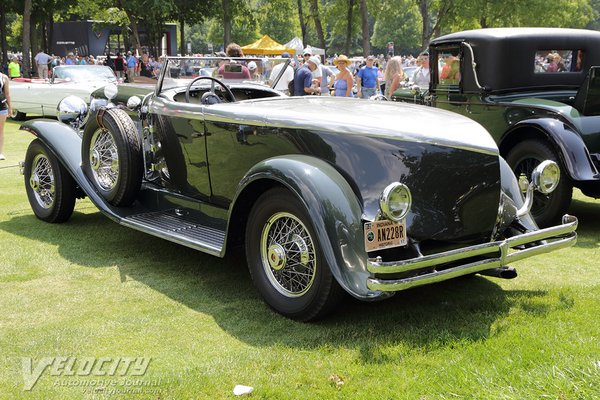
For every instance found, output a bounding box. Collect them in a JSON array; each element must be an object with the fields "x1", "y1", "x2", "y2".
[{"x1": 364, "y1": 219, "x2": 407, "y2": 252}]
